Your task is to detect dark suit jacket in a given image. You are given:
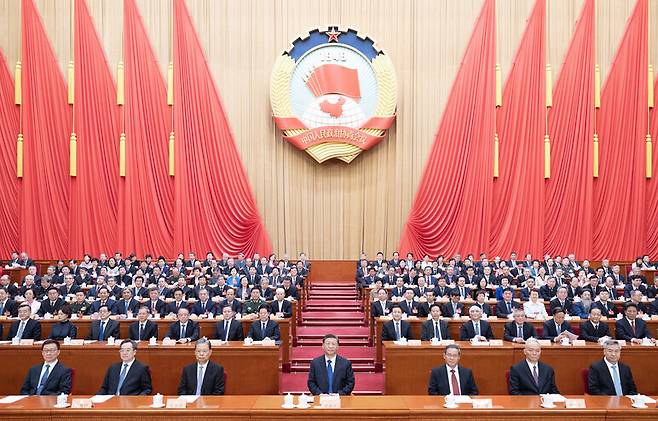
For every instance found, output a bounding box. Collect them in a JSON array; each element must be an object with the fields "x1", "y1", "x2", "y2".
[
  {"x1": 37, "y1": 298, "x2": 65, "y2": 317},
  {"x1": 307, "y1": 355, "x2": 355, "y2": 395},
  {"x1": 588, "y1": 359, "x2": 637, "y2": 395},
  {"x1": 579, "y1": 321, "x2": 610, "y2": 342},
  {"x1": 7, "y1": 319, "x2": 41, "y2": 340},
  {"x1": 495, "y1": 300, "x2": 521, "y2": 317},
  {"x1": 503, "y1": 322, "x2": 537, "y2": 341},
  {"x1": 549, "y1": 298, "x2": 574, "y2": 315},
  {"x1": 615, "y1": 318, "x2": 652, "y2": 340},
  {"x1": 214, "y1": 319, "x2": 244, "y2": 341},
  {"x1": 381, "y1": 320, "x2": 412, "y2": 341},
  {"x1": 177, "y1": 361, "x2": 225, "y2": 395},
  {"x1": 420, "y1": 319, "x2": 450, "y2": 341},
  {"x1": 48, "y1": 321, "x2": 77, "y2": 340},
  {"x1": 87, "y1": 299, "x2": 118, "y2": 315},
  {"x1": 247, "y1": 320, "x2": 280, "y2": 341},
  {"x1": 542, "y1": 320, "x2": 573, "y2": 340},
  {"x1": 219, "y1": 299, "x2": 242, "y2": 315},
  {"x1": 370, "y1": 301, "x2": 393, "y2": 318},
  {"x1": 459, "y1": 320, "x2": 494, "y2": 340},
  {"x1": 428, "y1": 364, "x2": 478, "y2": 395},
  {"x1": 166, "y1": 321, "x2": 200, "y2": 341},
  {"x1": 442, "y1": 301, "x2": 465, "y2": 317},
  {"x1": 59, "y1": 284, "x2": 81, "y2": 297},
  {"x1": 20, "y1": 362, "x2": 72, "y2": 395},
  {"x1": 190, "y1": 300, "x2": 218, "y2": 316},
  {"x1": 87, "y1": 319, "x2": 120, "y2": 341},
  {"x1": 269, "y1": 300, "x2": 293, "y2": 318},
  {"x1": 128, "y1": 320, "x2": 159, "y2": 341},
  {"x1": 399, "y1": 300, "x2": 420, "y2": 316},
  {"x1": 0, "y1": 299, "x2": 18, "y2": 317},
  {"x1": 116, "y1": 299, "x2": 141, "y2": 316},
  {"x1": 98, "y1": 360, "x2": 152, "y2": 395},
  {"x1": 143, "y1": 299, "x2": 167, "y2": 315},
  {"x1": 166, "y1": 300, "x2": 189, "y2": 315},
  {"x1": 594, "y1": 301, "x2": 618, "y2": 318},
  {"x1": 509, "y1": 361, "x2": 559, "y2": 395}
]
